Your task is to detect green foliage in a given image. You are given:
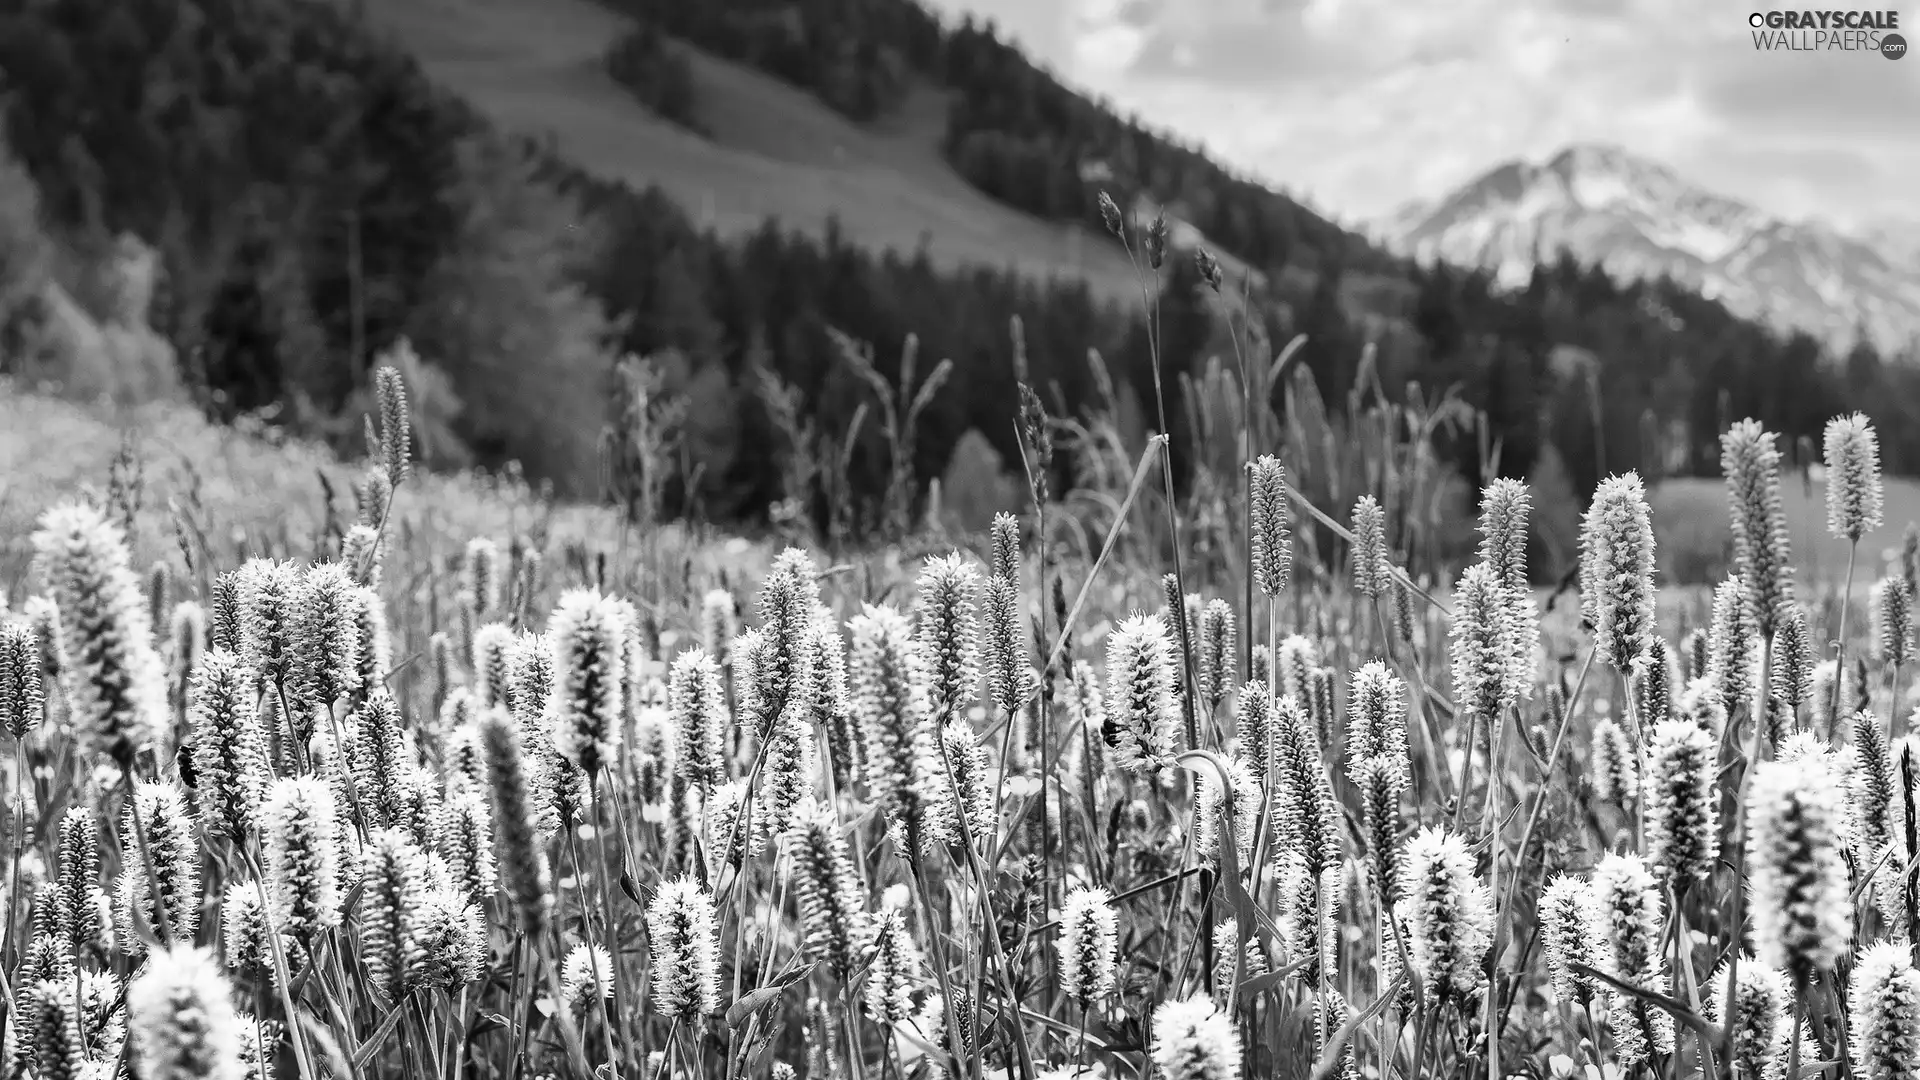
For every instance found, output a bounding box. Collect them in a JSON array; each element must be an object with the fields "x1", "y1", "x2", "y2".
[{"x1": 604, "y1": 19, "x2": 703, "y2": 133}]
